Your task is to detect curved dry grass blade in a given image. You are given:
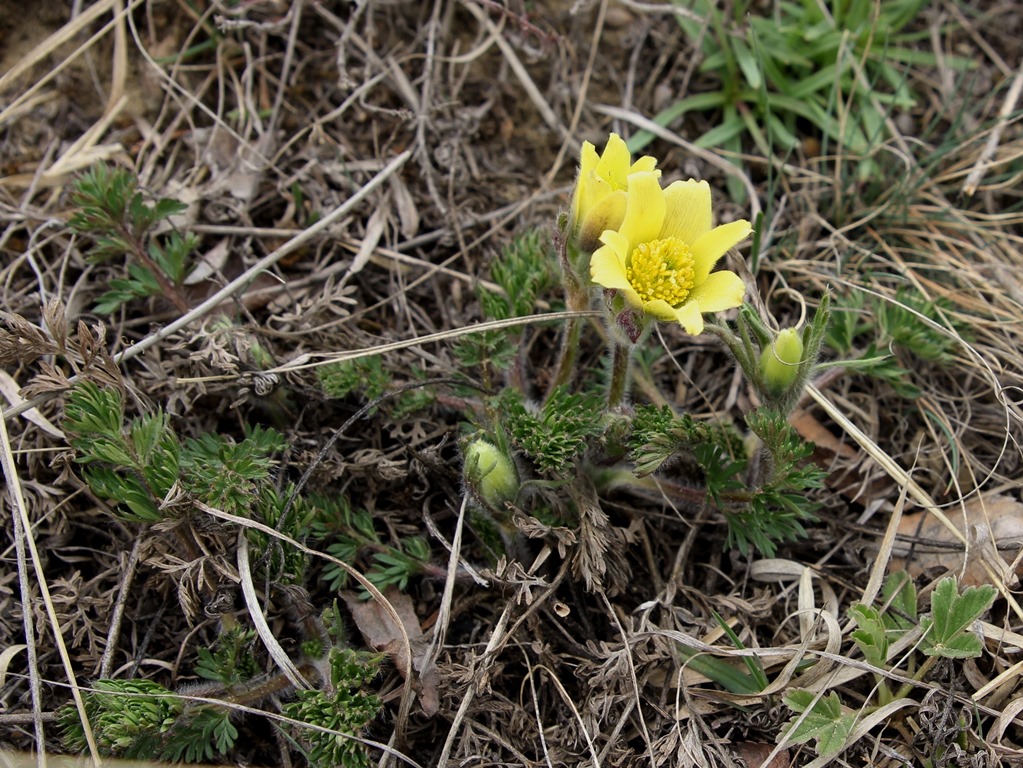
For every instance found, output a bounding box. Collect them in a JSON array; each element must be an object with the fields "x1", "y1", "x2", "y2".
[
  {"x1": 0, "y1": 645, "x2": 27, "y2": 689},
  {"x1": 176, "y1": 310, "x2": 601, "y2": 383},
  {"x1": 425, "y1": 494, "x2": 470, "y2": 666},
  {"x1": 783, "y1": 610, "x2": 843, "y2": 693},
  {"x1": 236, "y1": 532, "x2": 311, "y2": 691},
  {"x1": 192, "y1": 499, "x2": 416, "y2": 747},
  {"x1": 0, "y1": 397, "x2": 101, "y2": 766},
  {"x1": 990, "y1": 692, "x2": 1023, "y2": 744}
]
